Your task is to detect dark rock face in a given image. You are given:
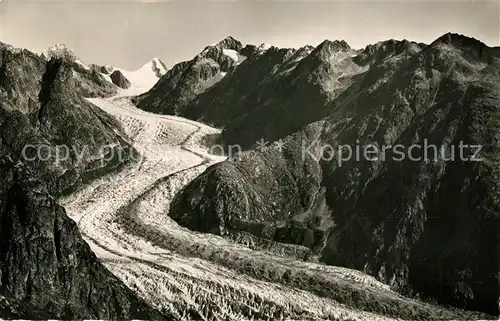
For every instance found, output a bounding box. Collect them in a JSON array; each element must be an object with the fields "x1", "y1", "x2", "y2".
[
  {"x1": 139, "y1": 37, "x2": 399, "y2": 149},
  {"x1": 134, "y1": 36, "x2": 252, "y2": 115},
  {"x1": 0, "y1": 44, "x2": 47, "y2": 115},
  {"x1": 0, "y1": 43, "x2": 167, "y2": 319},
  {"x1": 89, "y1": 63, "x2": 113, "y2": 74},
  {"x1": 180, "y1": 46, "x2": 298, "y2": 127},
  {"x1": 0, "y1": 158, "x2": 168, "y2": 320},
  {"x1": 170, "y1": 127, "x2": 323, "y2": 242},
  {"x1": 169, "y1": 34, "x2": 500, "y2": 316},
  {"x1": 110, "y1": 70, "x2": 131, "y2": 89},
  {"x1": 70, "y1": 61, "x2": 116, "y2": 98}
]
